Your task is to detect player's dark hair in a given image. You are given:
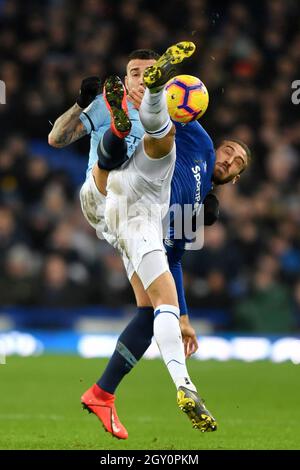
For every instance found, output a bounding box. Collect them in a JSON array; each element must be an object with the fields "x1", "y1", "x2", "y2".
[
  {"x1": 128, "y1": 49, "x2": 160, "y2": 61},
  {"x1": 220, "y1": 138, "x2": 252, "y2": 172}
]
